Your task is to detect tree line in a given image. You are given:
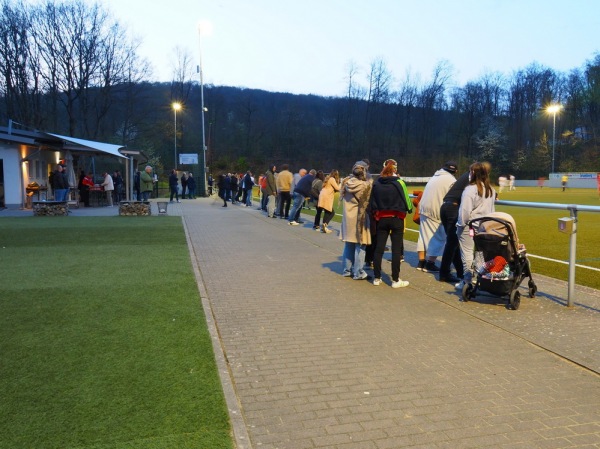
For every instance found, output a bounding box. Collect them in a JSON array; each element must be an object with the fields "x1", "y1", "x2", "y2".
[{"x1": 1, "y1": 0, "x2": 598, "y2": 181}]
